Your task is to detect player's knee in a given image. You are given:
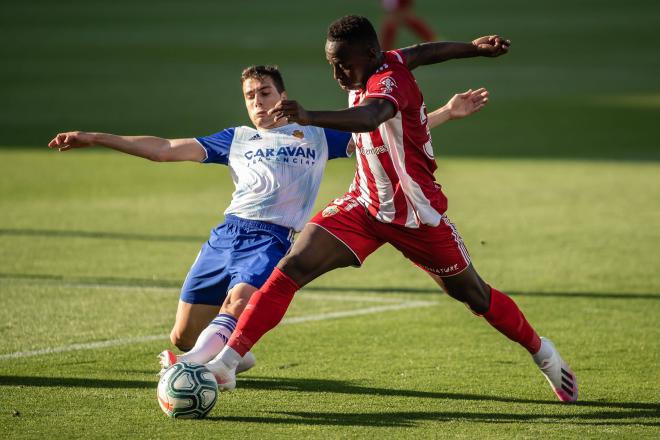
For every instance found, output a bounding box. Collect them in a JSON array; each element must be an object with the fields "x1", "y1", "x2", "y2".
[
  {"x1": 223, "y1": 297, "x2": 248, "y2": 317},
  {"x1": 465, "y1": 284, "x2": 491, "y2": 314},
  {"x1": 446, "y1": 282, "x2": 491, "y2": 314},
  {"x1": 277, "y1": 253, "x2": 309, "y2": 283}
]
